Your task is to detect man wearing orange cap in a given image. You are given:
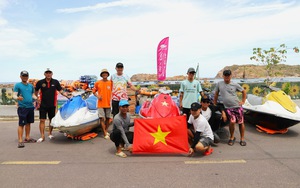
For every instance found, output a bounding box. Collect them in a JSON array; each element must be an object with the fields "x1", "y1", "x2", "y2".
[{"x1": 93, "y1": 68, "x2": 112, "y2": 139}]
